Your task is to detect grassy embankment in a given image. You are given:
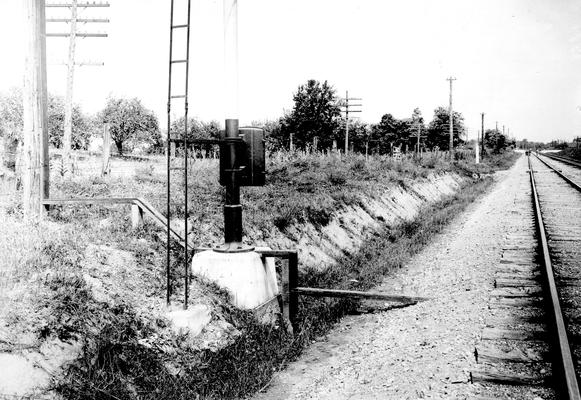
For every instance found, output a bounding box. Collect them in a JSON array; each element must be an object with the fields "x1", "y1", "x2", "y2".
[
  {"x1": 557, "y1": 147, "x2": 581, "y2": 161},
  {"x1": 0, "y1": 151, "x2": 518, "y2": 399}
]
